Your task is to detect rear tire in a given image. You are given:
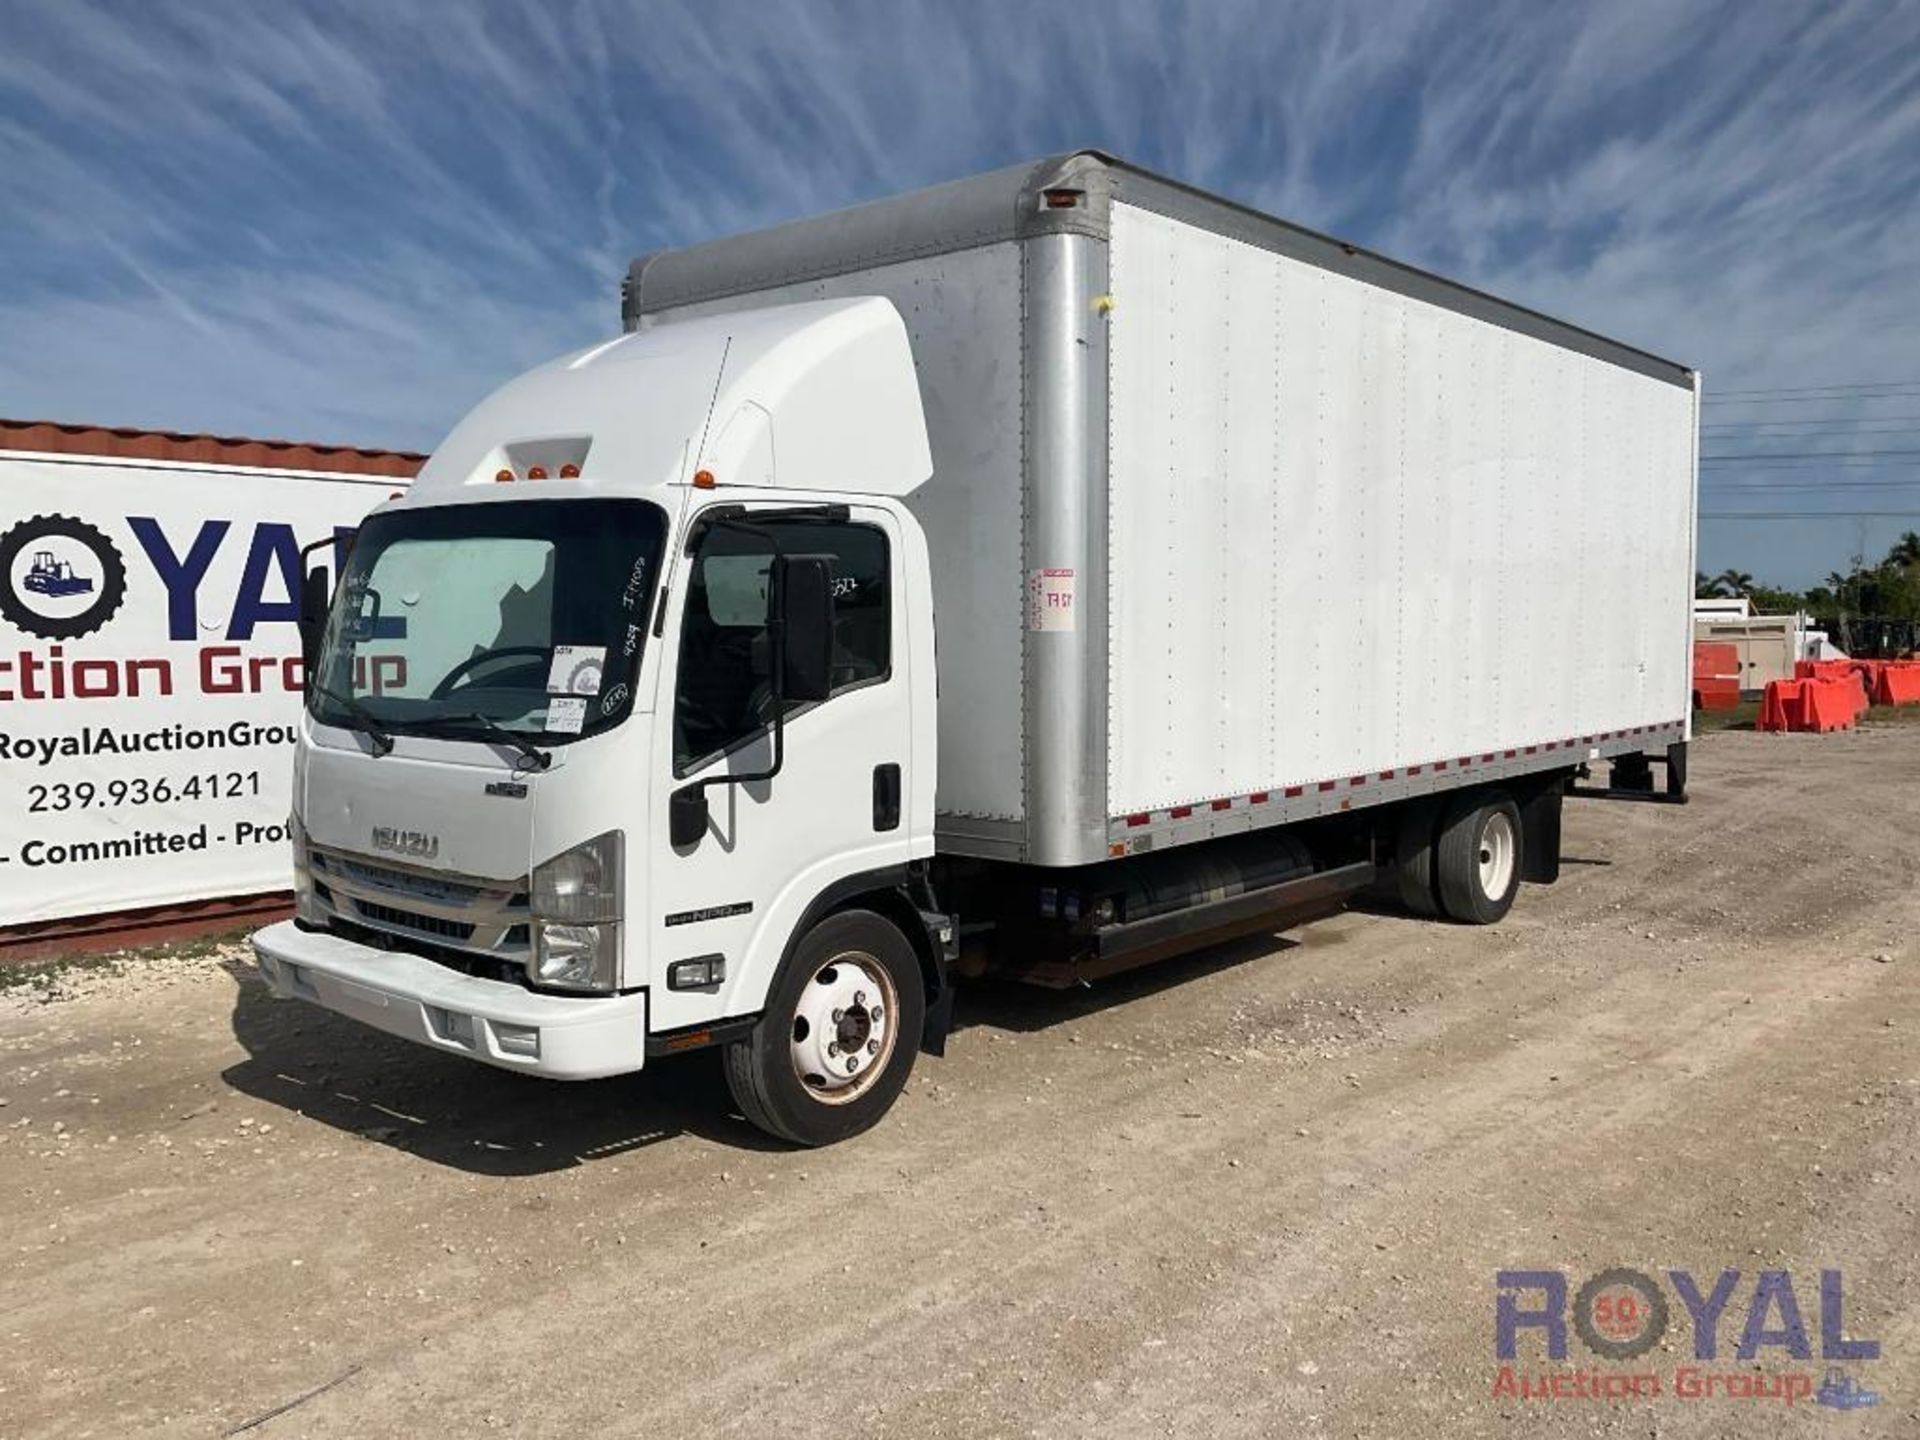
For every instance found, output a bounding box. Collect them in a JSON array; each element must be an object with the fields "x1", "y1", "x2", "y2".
[
  {"x1": 1434, "y1": 791, "x2": 1523, "y2": 924},
  {"x1": 724, "y1": 909, "x2": 924, "y2": 1147}
]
